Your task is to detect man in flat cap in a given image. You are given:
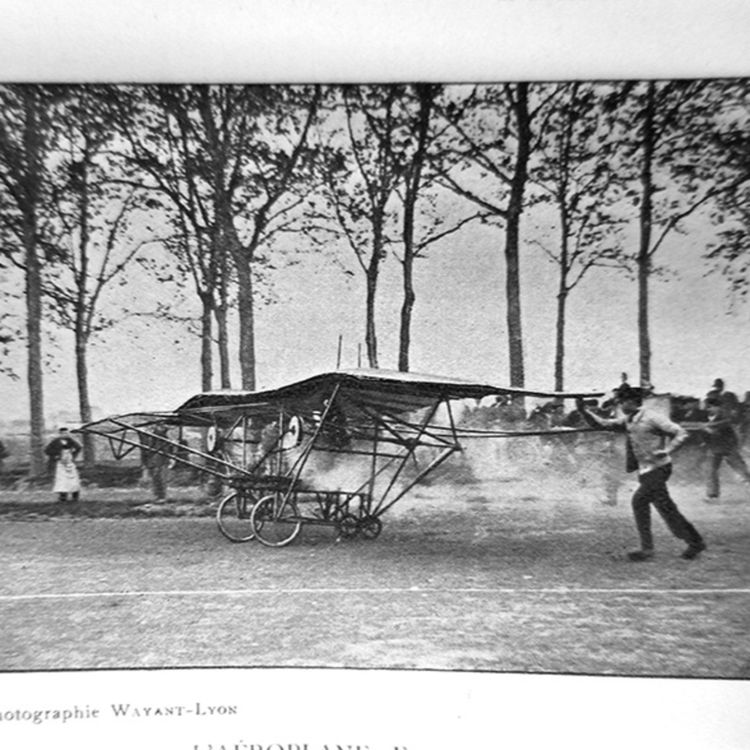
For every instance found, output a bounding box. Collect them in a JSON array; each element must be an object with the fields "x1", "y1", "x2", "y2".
[{"x1": 578, "y1": 385, "x2": 705, "y2": 562}]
